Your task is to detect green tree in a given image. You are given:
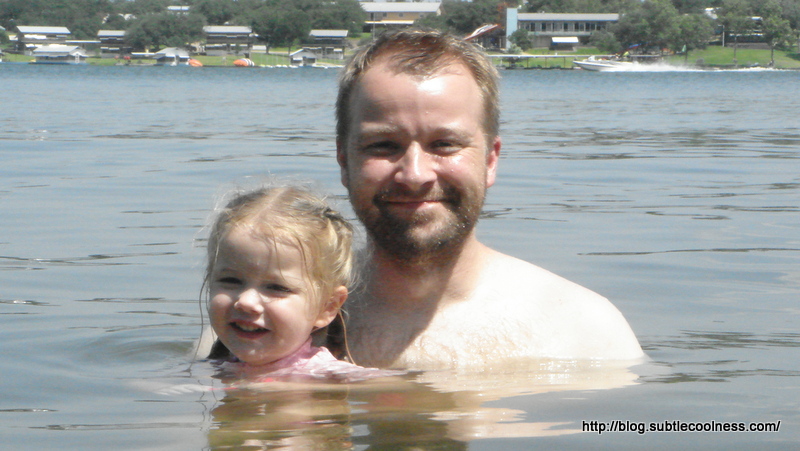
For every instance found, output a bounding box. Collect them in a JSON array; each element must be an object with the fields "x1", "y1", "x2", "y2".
[
  {"x1": 118, "y1": 0, "x2": 170, "y2": 16},
  {"x1": 763, "y1": 15, "x2": 795, "y2": 64},
  {"x1": 779, "y1": 0, "x2": 800, "y2": 30},
  {"x1": 718, "y1": 0, "x2": 754, "y2": 62},
  {"x1": 509, "y1": 28, "x2": 533, "y2": 50},
  {"x1": 192, "y1": 0, "x2": 238, "y2": 25},
  {"x1": 125, "y1": 12, "x2": 206, "y2": 51},
  {"x1": 103, "y1": 13, "x2": 131, "y2": 30},
  {"x1": 313, "y1": 0, "x2": 365, "y2": 35},
  {"x1": 671, "y1": 0, "x2": 716, "y2": 14},
  {"x1": 590, "y1": 28, "x2": 621, "y2": 53},
  {"x1": 671, "y1": 13, "x2": 714, "y2": 62},
  {"x1": 613, "y1": 0, "x2": 681, "y2": 51},
  {"x1": 418, "y1": 0, "x2": 500, "y2": 35},
  {"x1": 0, "y1": 0, "x2": 111, "y2": 39},
  {"x1": 251, "y1": 5, "x2": 311, "y2": 48},
  {"x1": 524, "y1": 0, "x2": 640, "y2": 14}
]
